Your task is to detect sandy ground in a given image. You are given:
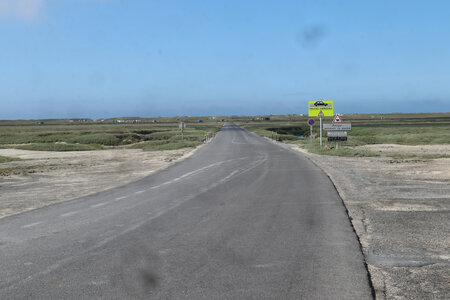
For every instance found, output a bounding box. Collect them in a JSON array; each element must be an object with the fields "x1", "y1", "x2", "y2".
[
  {"x1": 0, "y1": 147, "x2": 199, "y2": 219},
  {"x1": 355, "y1": 144, "x2": 450, "y2": 158},
  {"x1": 289, "y1": 143, "x2": 450, "y2": 300}
]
